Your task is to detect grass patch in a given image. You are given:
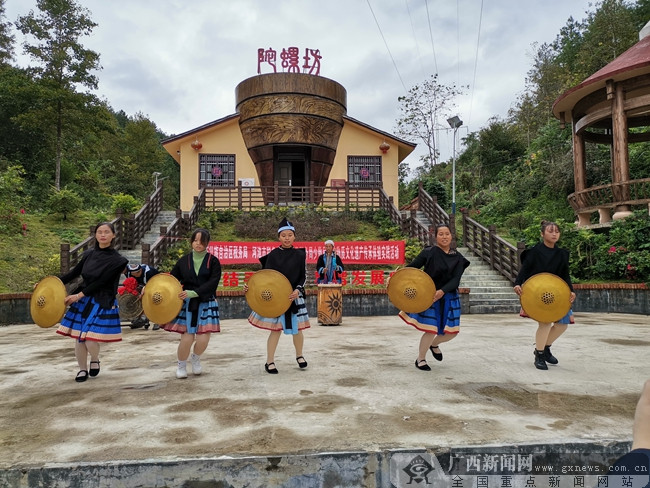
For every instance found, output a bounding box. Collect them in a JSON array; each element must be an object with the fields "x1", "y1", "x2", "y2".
[{"x1": 0, "y1": 211, "x2": 103, "y2": 293}]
